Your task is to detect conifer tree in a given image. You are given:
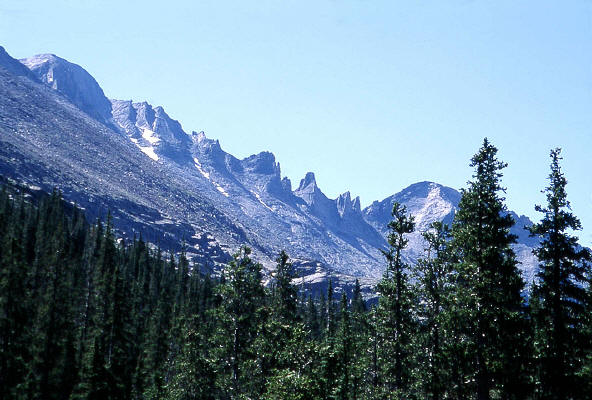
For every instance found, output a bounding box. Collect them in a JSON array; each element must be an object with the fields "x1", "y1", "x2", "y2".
[
  {"x1": 335, "y1": 292, "x2": 353, "y2": 400},
  {"x1": 270, "y1": 250, "x2": 299, "y2": 320},
  {"x1": 320, "y1": 279, "x2": 339, "y2": 399},
  {"x1": 262, "y1": 252, "x2": 321, "y2": 399},
  {"x1": 143, "y1": 253, "x2": 176, "y2": 400},
  {"x1": 164, "y1": 316, "x2": 217, "y2": 400},
  {"x1": 450, "y1": 138, "x2": 529, "y2": 399},
  {"x1": 305, "y1": 295, "x2": 321, "y2": 340},
  {"x1": 375, "y1": 202, "x2": 415, "y2": 398},
  {"x1": 262, "y1": 251, "x2": 300, "y2": 371},
  {"x1": 349, "y1": 279, "x2": 369, "y2": 400},
  {"x1": 213, "y1": 246, "x2": 266, "y2": 398},
  {"x1": 529, "y1": 148, "x2": 591, "y2": 399},
  {"x1": 412, "y1": 222, "x2": 452, "y2": 400},
  {"x1": 0, "y1": 192, "x2": 32, "y2": 398}
]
